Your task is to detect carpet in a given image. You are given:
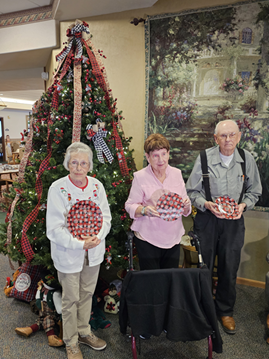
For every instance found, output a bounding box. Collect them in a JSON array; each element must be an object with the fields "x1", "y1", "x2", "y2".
[{"x1": 0, "y1": 251, "x2": 268, "y2": 358}]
